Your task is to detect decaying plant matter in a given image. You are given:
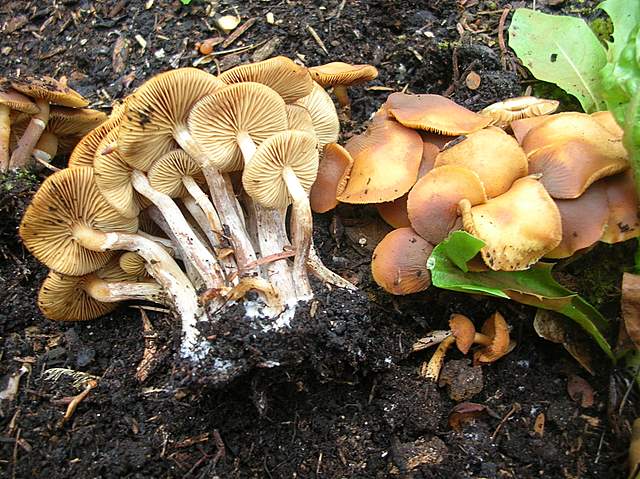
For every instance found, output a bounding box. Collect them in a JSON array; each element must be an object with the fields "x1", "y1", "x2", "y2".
[{"x1": 17, "y1": 57, "x2": 375, "y2": 359}]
